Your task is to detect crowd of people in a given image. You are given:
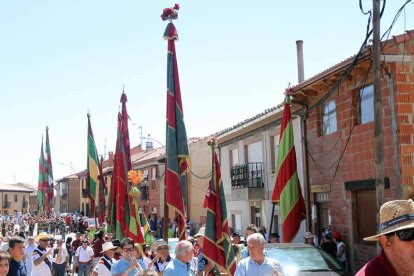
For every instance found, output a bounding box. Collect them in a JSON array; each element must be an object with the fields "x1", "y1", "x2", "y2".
[{"x1": 0, "y1": 198, "x2": 412, "y2": 275}]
